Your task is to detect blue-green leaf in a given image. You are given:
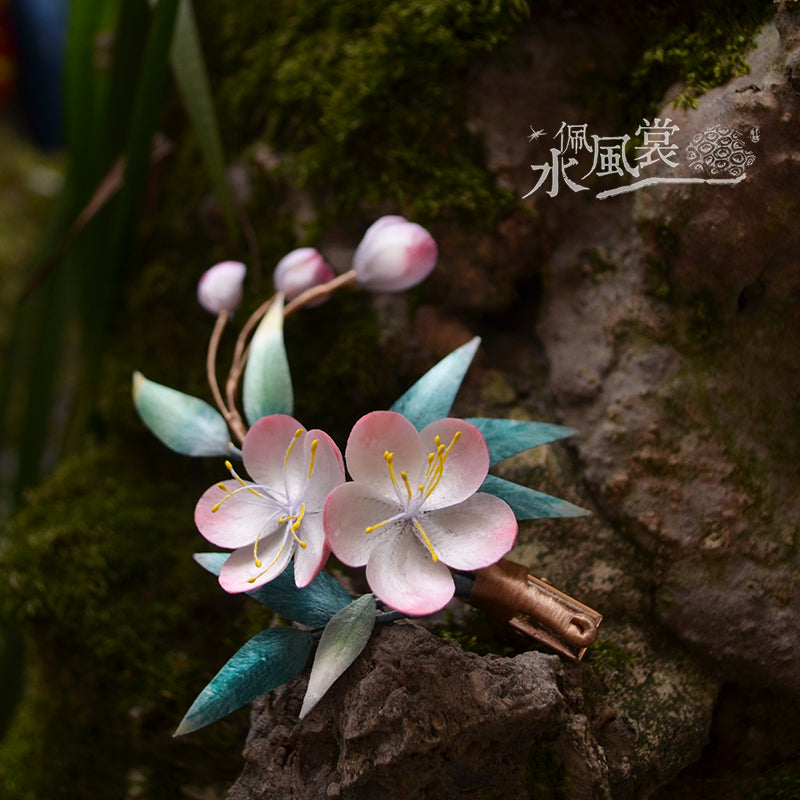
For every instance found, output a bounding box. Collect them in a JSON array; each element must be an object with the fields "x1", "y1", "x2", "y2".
[
  {"x1": 174, "y1": 627, "x2": 313, "y2": 735},
  {"x1": 390, "y1": 336, "x2": 480, "y2": 430},
  {"x1": 299, "y1": 594, "x2": 376, "y2": 719},
  {"x1": 194, "y1": 555, "x2": 352, "y2": 628},
  {"x1": 465, "y1": 418, "x2": 576, "y2": 465},
  {"x1": 481, "y1": 475, "x2": 590, "y2": 520},
  {"x1": 132, "y1": 371, "x2": 233, "y2": 457},
  {"x1": 242, "y1": 295, "x2": 293, "y2": 424}
]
